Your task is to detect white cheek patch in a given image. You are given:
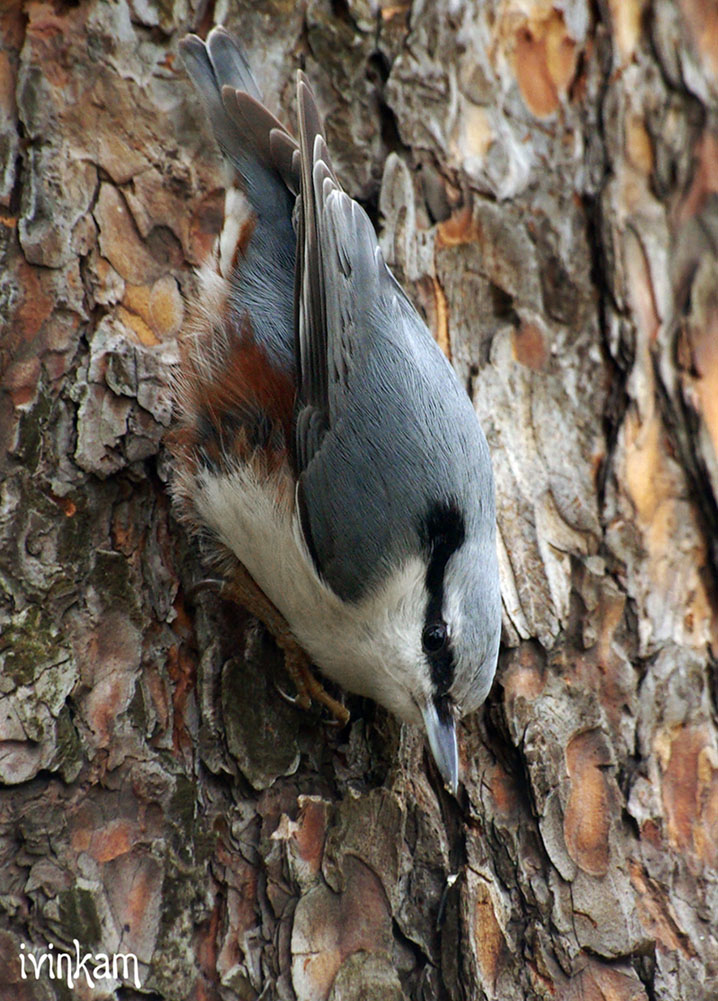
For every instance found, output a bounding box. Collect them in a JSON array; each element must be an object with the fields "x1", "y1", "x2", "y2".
[
  {"x1": 443, "y1": 578, "x2": 464, "y2": 649},
  {"x1": 441, "y1": 575, "x2": 466, "y2": 700}
]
